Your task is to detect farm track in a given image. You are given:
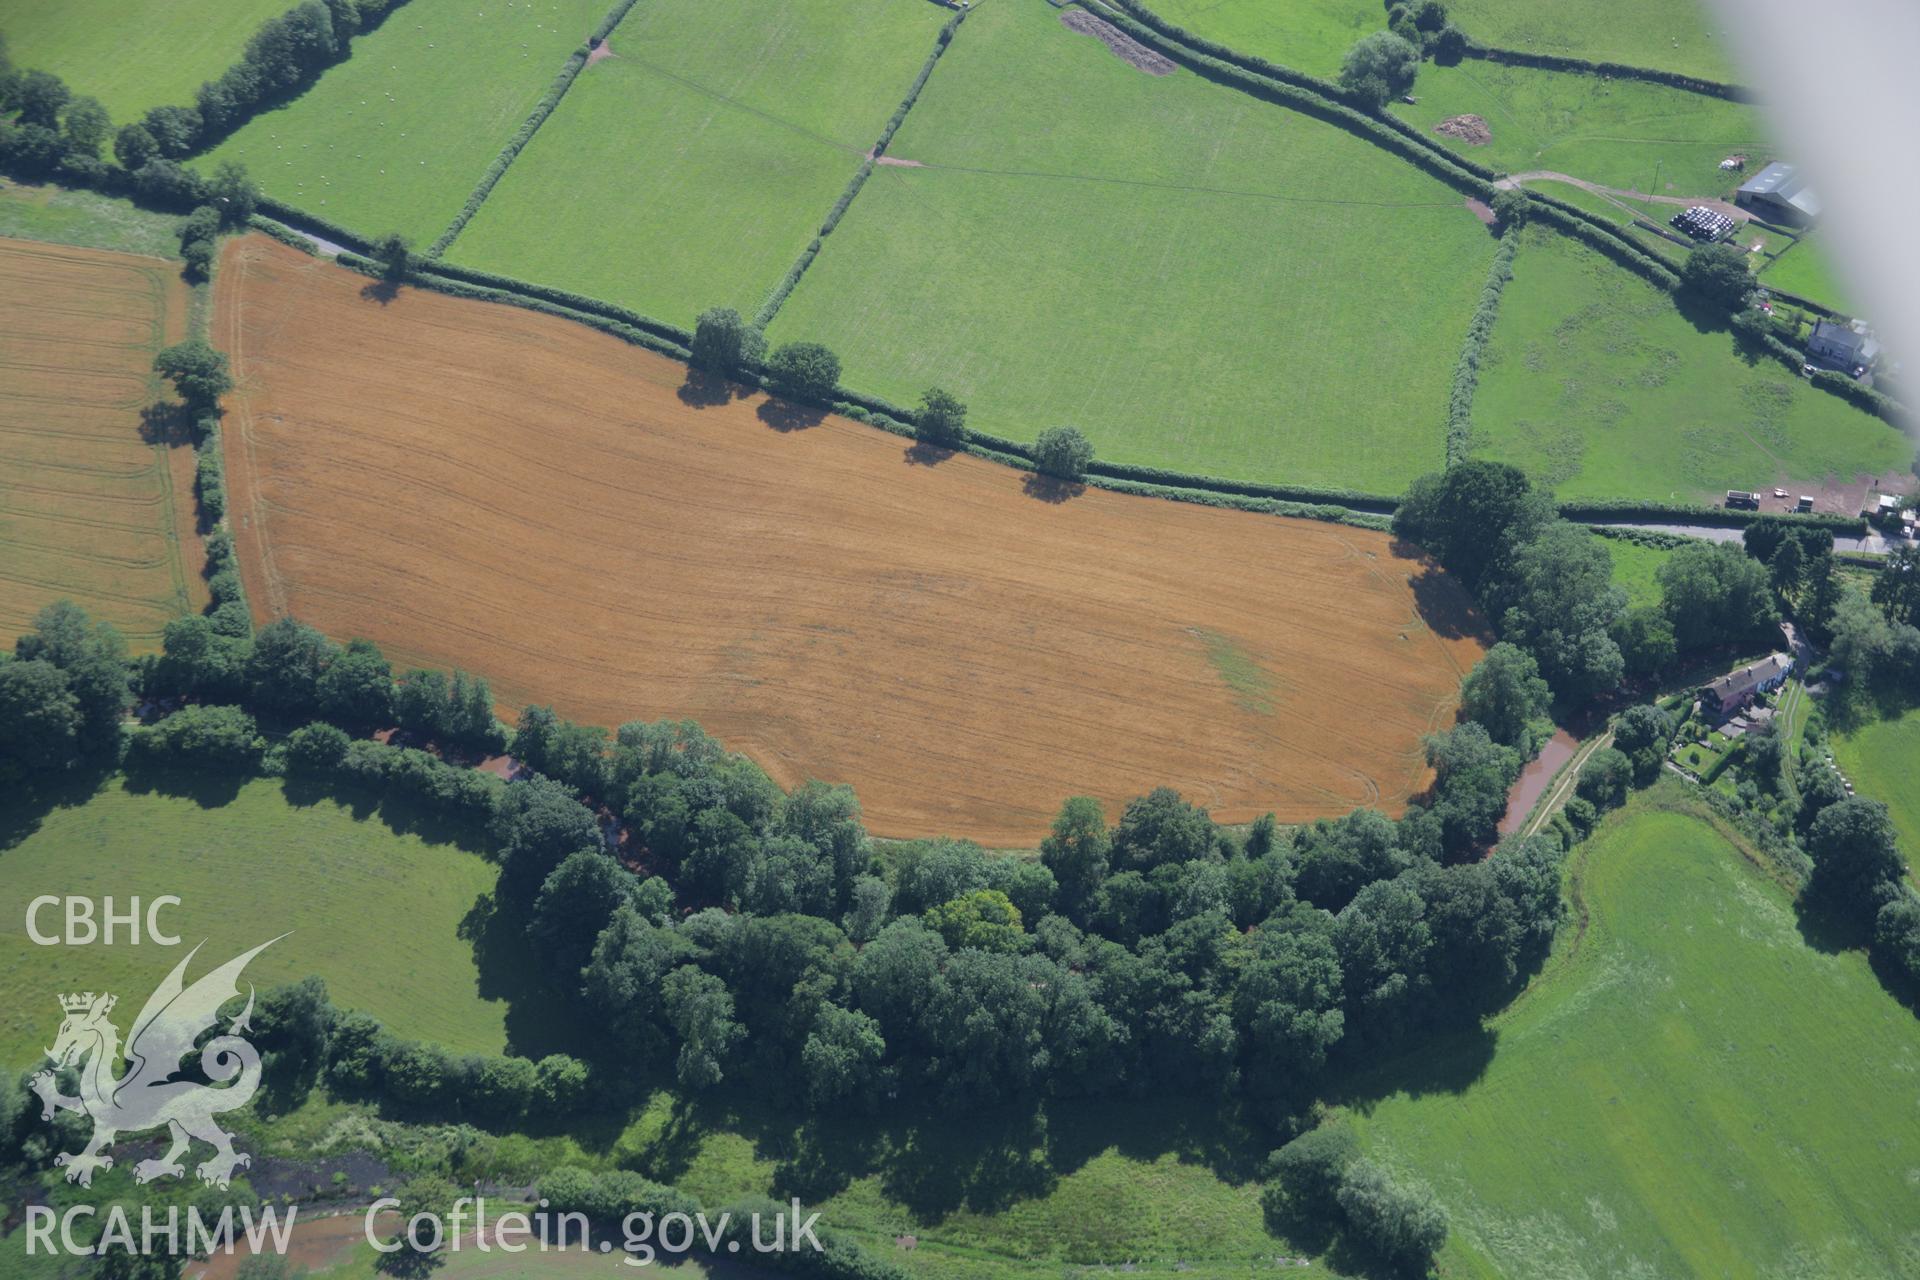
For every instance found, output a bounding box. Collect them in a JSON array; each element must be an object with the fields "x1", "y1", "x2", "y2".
[
  {"x1": 0, "y1": 236, "x2": 201, "y2": 646},
  {"x1": 217, "y1": 236, "x2": 1489, "y2": 842}
]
